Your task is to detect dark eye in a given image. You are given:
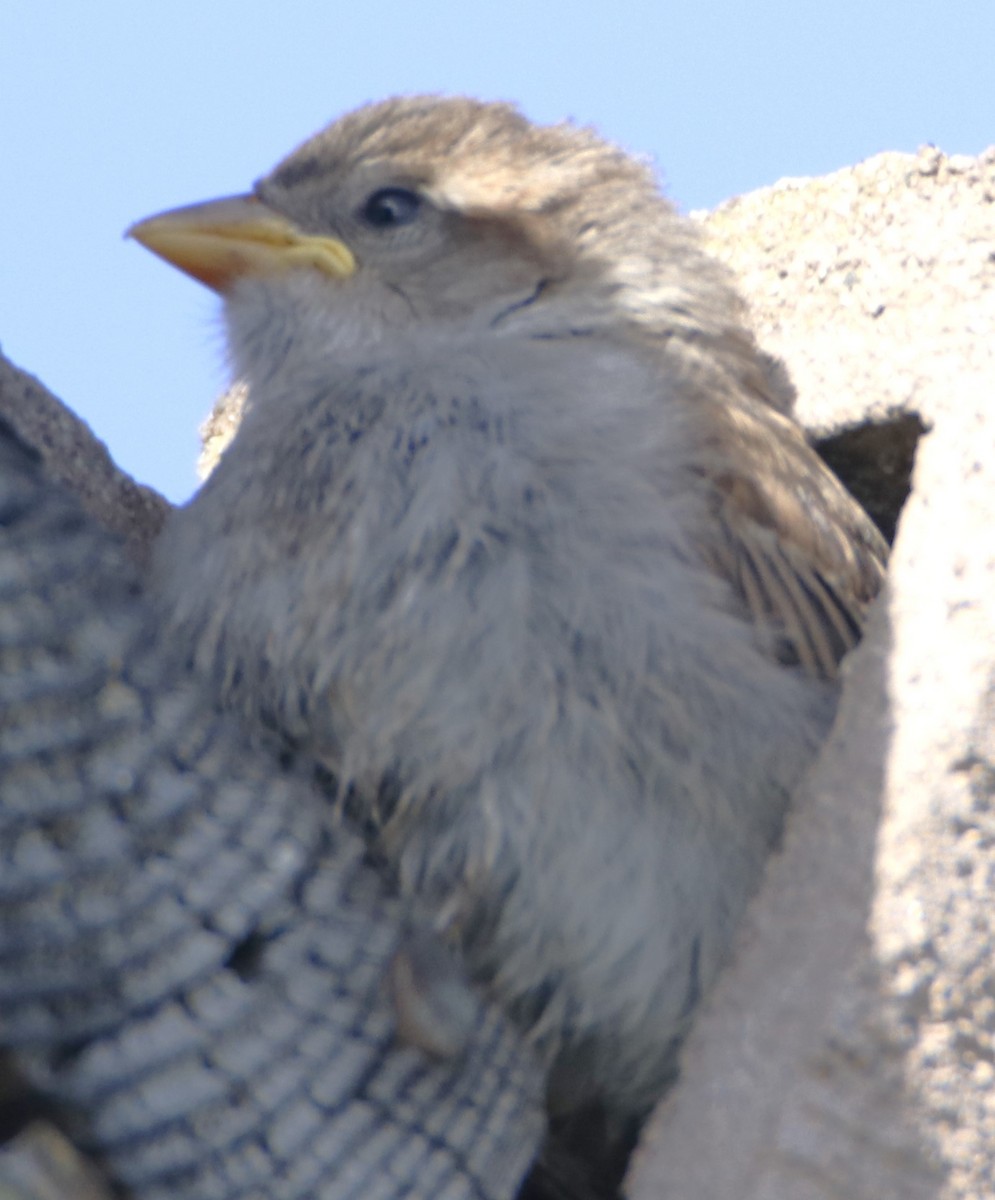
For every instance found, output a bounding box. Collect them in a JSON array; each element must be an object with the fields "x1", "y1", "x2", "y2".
[{"x1": 359, "y1": 187, "x2": 422, "y2": 229}]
